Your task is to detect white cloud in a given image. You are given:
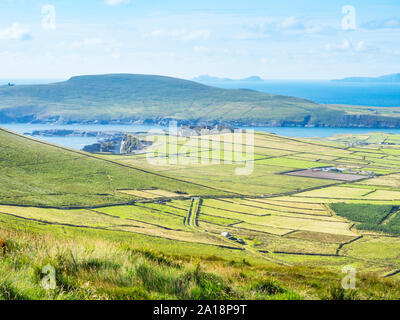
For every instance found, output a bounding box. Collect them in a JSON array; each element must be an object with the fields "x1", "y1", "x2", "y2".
[
  {"x1": 150, "y1": 29, "x2": 164, "y2": 37},
  {"x1": 355, "y1": 41, "x2": 365, "y2": 52},
  {"x1": 105, "y1": 0, "x2": 130, "y2": 6},
  {"x1": 325, "y1": 39, "x2": 366, "y2": 53},
  {"x1": 83, "y1": 38, "x2": 103, "y2": 45},
  {"x1": 150, "y1": 29, "x2": 210, "y2": 41},
  {"x1": 325, "y1": 40, "x2": 350, "y2": 52},
  {"x1": 192, "y1": 46, "x2": 229, "y2": 56},
  {"x1": 0, "y1": 23, "x2": 31, "y2": 40},
  {"x1": 71, "y1": 41, "x2": 81, "y2": 48},
  {"x1": 182, "y1": 30, "x2": 210, "y2": 41},
  {"x1": 362, "y1": 18, "x2": 400, "y2": 30},
  {"x1": 71, "y1": 38, "x2": 103, "y2": 48},
  {"x1": 150, "y1": 29, "x2": 184, "y2": 38},
  {"x1": 193, "y1": 46, "x2": 209, "y2": 53},
  {"x1": 278, "y1": 17, "x2": 332, "y2": 35},
  {"x1": 233, "y1": 32, "x2": 270, "y2": 40},
  {"x1": 280, "y1": 17, "x2": 299, "y2": 29},
  {"x1": 243, "y1": 17, "x2": 334, "y2": 39}
]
